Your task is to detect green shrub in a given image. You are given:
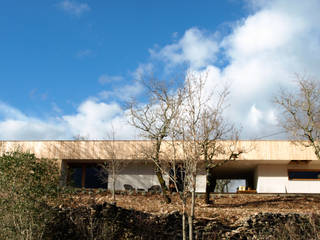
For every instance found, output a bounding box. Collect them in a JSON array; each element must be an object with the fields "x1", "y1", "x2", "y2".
[{"x1": 0, "y1": 151, "x2": 61, "y2": 240}]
